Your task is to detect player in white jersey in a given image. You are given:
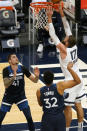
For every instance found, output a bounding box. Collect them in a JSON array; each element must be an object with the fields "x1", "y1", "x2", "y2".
[
  {"x1": 46, "y1": 5, "x2": 85, "y2": 131},
  {"x1": 59, "y1": 45, "x2": 81, "y2": 80}
]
